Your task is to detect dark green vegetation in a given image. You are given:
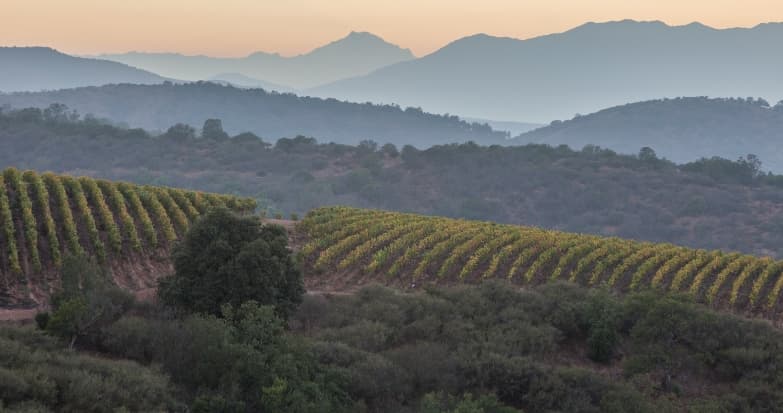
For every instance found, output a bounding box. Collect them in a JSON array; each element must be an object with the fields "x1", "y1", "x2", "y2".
[
  {"x1": 0, "y1": 326, "x2": 182, "y2": 412},
  {"x1": 5, "y1": 211, "x2": 783, "y2": 412},
  {"x1": 518, "y1": 97, "x2": 783, "y2": 172},
  {"x1": 0, "y1": 82, "x2": 507, "y2": 146},
  {"x1": 7, "y1": 280, "x2": 783, "y2": 412},
  {"x1": 1, "y1": 105, "x2": 782, "y2": 257},
  {"x1": 159, "y1": 208, "x2": 304, "y2": 318},
  {"x1": 291, "y1": 283, "x2": 783, "y2": 412},
  {"x1": 0, "y1": 165, "x2": 256, "y2": 307}
]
